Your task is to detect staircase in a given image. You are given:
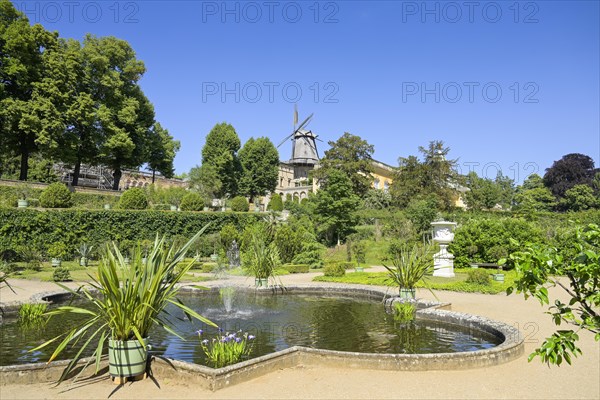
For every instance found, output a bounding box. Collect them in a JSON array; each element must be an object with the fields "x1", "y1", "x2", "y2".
[{"x1": 57, "y1": 164, "x2": 115, "y2": 190}]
